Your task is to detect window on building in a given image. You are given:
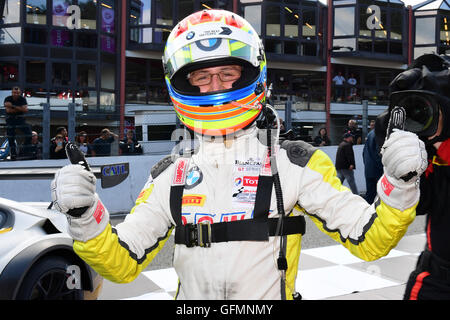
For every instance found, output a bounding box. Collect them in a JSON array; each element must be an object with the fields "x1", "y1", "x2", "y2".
[
  {"x1": 101, "y1": 35, "x2": 115, "y2": 53},
  {"x1": 26, "y1": 0, "x2": 47, "y2": 25},
  {"x1": 0, "y1": 27, "x2": 21, "y2": 44},
  {"x1": 24, "y1": 27, "x2": 48, "y2": 45},
  {"x1": 130, "y1": 0, "x2": 151, "y2": 25},
  {"x1": 126, "y1": 58, "x2": 147, "y2": 83},
  {"x1": 302, "y1": 5, "x2": 316, "y2": 39},
  {"x1": 440, "y1": 15, "x2": 450, "y2": 46},
  {"x1": 265, "y1": 39, "x2": 282, "y2": 54},
  {"x1": 99, "y1": 91, "x2": 115, "y2": 111},
  {"x1": 126, "y1": 84, "x2": 147, "y2": 104},
  {"x1": 101, "y1": 64, "x2": 115, "y2": 90},
  {"x1": 285, "y1": 41, "x2": 299, "y2": 55},
  {"x1": 52, "y1": 0, "x2": 73, "y2": 27},
  {"x1": 337, "y1": 1, "x2": 405, "y2": 57},
  {"x1": 50, "y1": 29, "x2": 73, "y2": 47},
  {"x1": 101, "y1": 0, "x2": 115, "y2": 34},
  {"x1": 285, "y1": 6, "x2": 299, "y2": 38},
  {"x1": 155, "y1": 0, "x2": 173, "y2": 27},
  {"x1": 266, "y1": 7, "x2": 281, "y2": 37},
  {"x1": 244, "y1": 5, "x2": 261, "y2": 35},
  {"x1": 391, "y1": 10, "x2": 403, "y2": 41},
  {"x1": 335, "y1": 7, "x2": 355, "y2": 36},
  {"x1": 0, "y1": 61, "x2": 19, "y2": 84},
  {"x1": 147, "y1": 125, "x2": 176, "y2": 141},
  {"x1": 79, "y1": 90, "x2": 97, "y2": 111},
  {"x1": 268, "y1": 68, "x2": 326, "y2": 111},
  {"x1": 359, "y1": 5, "x2": 371, "y2": 37},
  {"x1": 415, "y1": 17, "x2": 436, "y2": 45},
  {"x1": 77, "y1": 32, "x2": 97, "y2": 48},
  {"x1": 77, "y1": 64, "x2": 96, "y2": 88},
  {"x1": 153, "y1": 28, "x2": 171, "y2": 44},
  {"x1": 79, "y1": 0, "x2": 97, "y2": 30},
  {"x1": 179, "y1": 0, "x2": 195, "y2": 21},
  {"x1": 130, "y1": 27, "x2": 153, "y2": 44},
  {"x1": 52, "y1": 62, "x2": 72, "y2": 86},
  {"x1": 51, "y1": 47, "x2": 72, "y2": 59},
  {"x1": 26, "y1": 60, "x2": 46, "y2": 84},
  {"x1": 374, "y1": 9, "x2": 388, "y2": 39},
  {"x1": 2, "y1": 0, "x2": 21, "y2": 24},
  {"x1": 243, "y1": 1, "x2": 323, "y2": 58}
]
